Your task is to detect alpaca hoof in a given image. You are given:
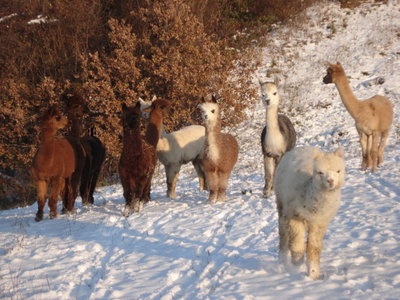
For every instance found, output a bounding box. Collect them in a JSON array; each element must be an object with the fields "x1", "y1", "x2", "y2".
[
  {"x1": 49, "y1": 211, "x2": 58, "y2": 219},
  {"x1": 291, "y1": 253, "x2": 304, "y2": 266},
  {"x1": 263, "y1": 189, "x2": 271, "y2": 198},
  {"x1": 218, "y1": 196, "x2": 226, "y2": 203},
  {"x1": 35, "y1": 214, "x2": 43, "y2": 222},
  {"x1": 133, "y1": 201, "x2": 142, "y2": 213},
  {"x1": 209, "y1": 198, "x2": 217, "y2": 204},
  {"x1": 123, "y1": 205, "x2": 132, "y2": 217},
  {"x1": 167, "y1": 192, "x2": 176, "y2": 199}
]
